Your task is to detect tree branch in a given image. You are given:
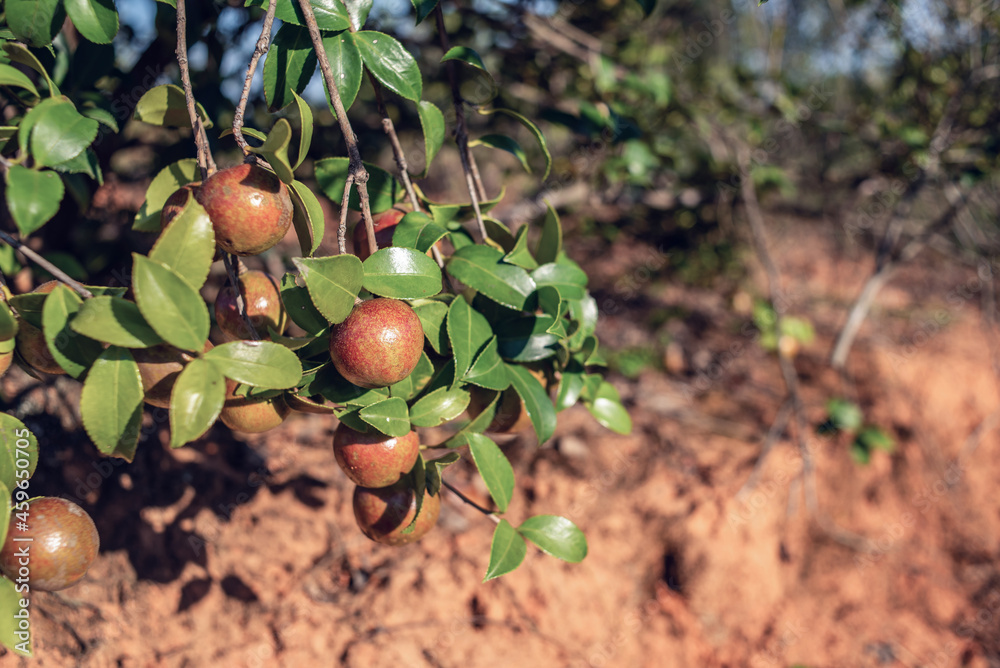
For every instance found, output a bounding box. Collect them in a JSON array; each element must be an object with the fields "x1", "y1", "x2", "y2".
[
  {"x1": 0, "y1": 231, "x2": 93, "y2": 299},
  {"x1": 442, "y1": 479, "x2": 500, "y2": 524},
  {"x1": 175, "y1": 0, "x2": 216, "y2": 181},
  {"x1": 232, "y1": 0, "x2": 278, "y2": 155}
]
